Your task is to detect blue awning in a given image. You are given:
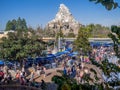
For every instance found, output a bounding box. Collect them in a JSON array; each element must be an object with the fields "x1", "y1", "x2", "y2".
[
  {"x1": 65, "y1": 48, "x2": 72, "y2": 51},
  {"x1": 0, "y1": 60, "x2": 4, "y2": 65},
  {"x1": 47, "y1": 54, "x2": 56, "y2": 58},
  {"x1": 68, "y1": 52, "x2": 78, "y2": 57},
  {"x1": 55, "y1": 52, "x2": 63, "y2": 56},
  {"x1": 72, "y1": 52, "x2": 78, "y2": 55},
  {"x1": 63, "y1": 50, "x2": 70, "y2": 54}
]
